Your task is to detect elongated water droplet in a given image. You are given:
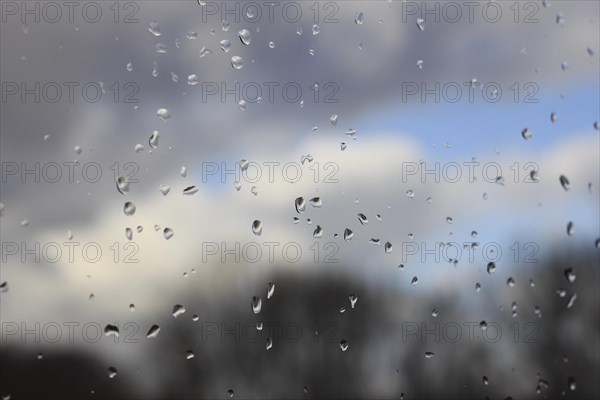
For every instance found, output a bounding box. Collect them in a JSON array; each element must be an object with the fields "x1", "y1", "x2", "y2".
[
  {"x1": 124, "y1": 202, "x2": 136, "y2": 216},
  {"x1": 330, "y1": 114, "x2": 338, "y2": 126},
  {"x1": 159, "y1": 184, "x2": 170, "y2": 196},
  {"x1": 267, "y1": 282, "x2": 275, "y2": 299},
  {"x1": 424, "y1": 352, "x2": 434, "y2": 359},
  {"x1": 411, "y1": 276, "x2": 418, "y2": 285},
  {"x1": 355, "y1": 12, "x2": 364, "y2": 24},
  {"x1": 149, "y1": 130, "x2": 159, "y2": 149},
  {"x1": 220, "y1": 39, "x2": 231, "y2": 53},
  {"x1": 152, "y1": 61, "x2": 159, "y2": 77},
  {"x1": 349, "y1": 294, "x2": 358, "y2": 308},
  {"x1": 559, "y1": 175, "x2": 570, "y2": 190},
  {"x1": 384, "y1": 241, "x2": 392, "y2": 253},
  {"x1": 186, "y1": 350, "x2": 195, "y2": 360},
  {"x1": 416, "y1": 18, "x2": 425, "y2": 31},
  {"x1": 340, "y1": 339, "x2": 349, "y2": 351},
  {"x1": 147, "y1": 324, "x2": 160, "y2": 338},
  {"x1": 550, "y1": 112, "x2": 558, "y2": 123},
  {"x1": 116, "y1": 176, "x2": 129, "y2": 195},
  {"x1": 172, "y1": 304, "x2": 186, "y2": 317},
  {"x1": 251, "y1": 296, "x2": 262, "y2": 313},
  {"x1": 149, "y1": 21, "x2": 161, "y2": 36},
  {"x1": 482, "y1": 376, "x2": 489, "y2": 385},
  {"x1": 266, "y1": 337, "x2": 273, "y2": 350},
  {"x1": 567, "y1": 221, "x2": 574, "y2": 236},
  {"x1": 295, "y1": 197, "x2": 306, "y2": 213},
  {"x1": 238, "y1": 29, "x2": 251, "y2": 45},
  {"x1": 125, "y1": 227, "x2": 133, "y2": 240},
  {"x1": 252, "y1": 220, "x2": 262, "y2": 236},
  {"x1": 313, "y1": 225, "x2": 323, "y2": 238},
  {"x1": 301, "y1": 154, "x2": 314, "y2": 165},
  {"x1": 183, "y1": 186, "x2": 199, "y2": 195},
  {"x1": 357, "y1": 213, "x2": 368, "y2": 225},
  {"x1": 566, "y1": 293, "x2": 577, "y2": 308},
  {"x1": 231, "y1": 56, "x2": 244, "y2": 70}
]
